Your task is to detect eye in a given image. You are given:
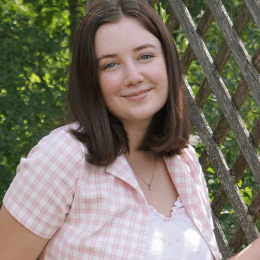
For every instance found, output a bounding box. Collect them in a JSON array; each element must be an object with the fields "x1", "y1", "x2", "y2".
[
  {"x1": 140, "y1": 54, "x2": 153, "y2": 60},
  {"x1": 104, "y1": 62, "x2": 117, "y2": 70}
]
